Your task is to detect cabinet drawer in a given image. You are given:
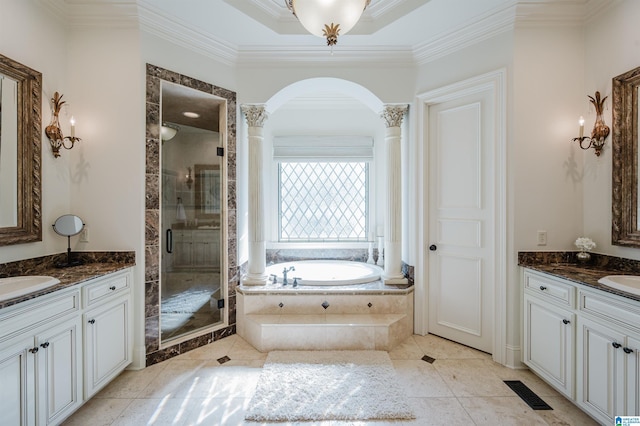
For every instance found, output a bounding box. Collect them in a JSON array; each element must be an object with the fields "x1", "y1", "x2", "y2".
[
  {"x1": 83, "y1": 271, "x2": 130, "y2": 307},
  {"x1": 0, "y1": 289, "x2": 80, "y2": 343},
  {"x1": 579, "y1": 289, "x2": 640, "y2": 334},
  {"x1": 524, "y1": 270, "x2": 575, "y2": 308}
]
